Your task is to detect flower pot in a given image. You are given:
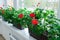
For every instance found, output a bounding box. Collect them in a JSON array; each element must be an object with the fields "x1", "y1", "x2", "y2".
[
  {"x1": 13, "y1": 22, "x2": 24, "y2": 30},
  {"x1": 28, "y1": 28, "x2": 48, "y2": 40}
]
